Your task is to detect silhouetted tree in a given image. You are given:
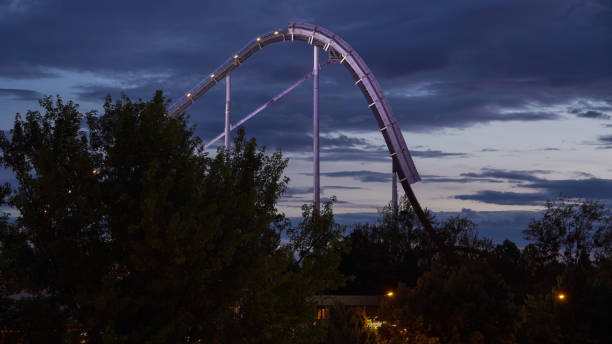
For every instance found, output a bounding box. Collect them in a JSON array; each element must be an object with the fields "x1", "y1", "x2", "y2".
[
  {"x1": 381, "y1": 261, "x2": 524, "y2": 344},
  {"x1": 324, "y1": 302, "x2": 378, "y2": 344},
  {"x1": 518, "y1": 198, "x2": 612, "y2": 343},
  {"x1": 338, "y1": 196, "x2": 428, "y2": 294},
  {"x1": 523, "y1": 198, "x2": 612, "y2": 267},
  {"x1": 0, "y1": 93, "x2": 345, "y2": 343}
]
